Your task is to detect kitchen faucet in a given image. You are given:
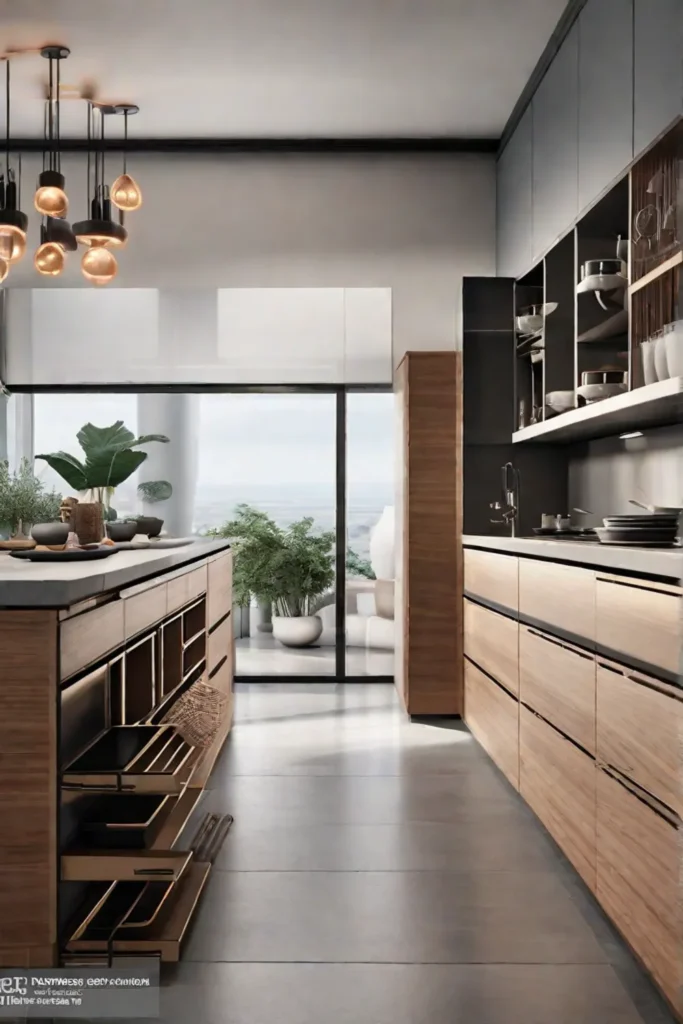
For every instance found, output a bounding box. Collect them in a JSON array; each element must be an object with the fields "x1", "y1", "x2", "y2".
[{"x1": 490, "y1": 462, "x2": 520, "y2": 537}]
